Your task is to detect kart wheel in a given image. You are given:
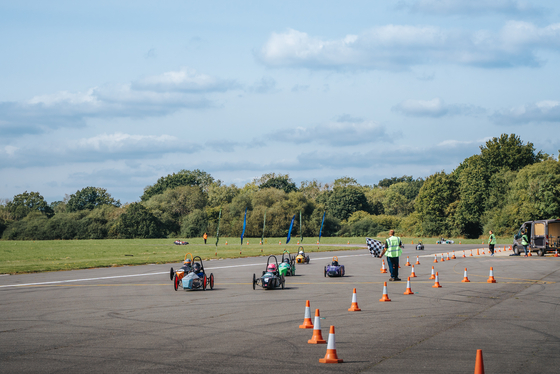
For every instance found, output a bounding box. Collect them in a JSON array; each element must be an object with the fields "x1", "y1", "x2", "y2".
[
  {"x1": 210, "y1": 273, "x2": 214, "y2": 290},
  {"x1": 306, "y1": 256, "x2": 310, "y2": 264},
  {"x1": 169, "y1": 267, "x2": 174, "y2": 281},
  {"x1": 253, "y1": 274, "x2": 256, "y2": 290},
  {"x1": 173, "y1": 274, "x2": 178, "y2": 291},
  {"x1": 203, "y1": 274, "x2": 207, "y2": 290},
  {"x1": 324, "y1": 266, "x2": 327, "y2": 277}
]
